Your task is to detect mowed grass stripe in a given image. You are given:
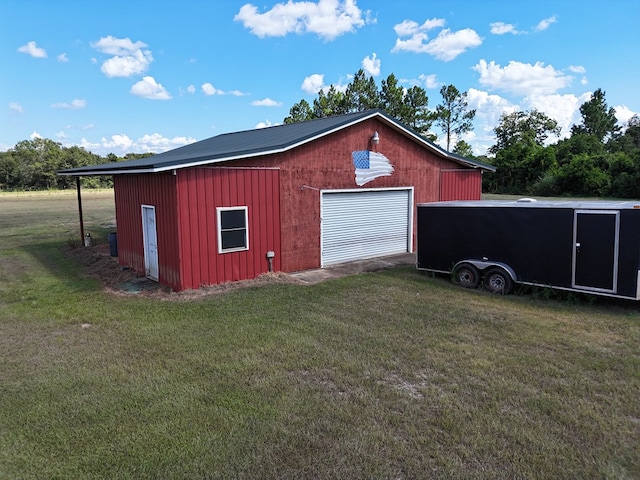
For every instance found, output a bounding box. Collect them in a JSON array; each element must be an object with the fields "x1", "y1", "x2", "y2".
[{"x1": 0, "y1": 190, "x2": 638, "y2": 479}]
